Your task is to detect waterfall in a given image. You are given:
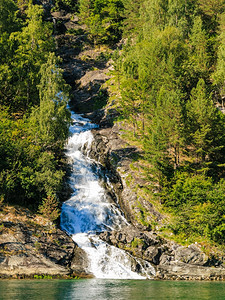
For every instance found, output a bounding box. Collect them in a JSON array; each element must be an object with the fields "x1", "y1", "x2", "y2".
[{"x1": 60, "y1": 112, "x2": 155, "y2": 279}]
